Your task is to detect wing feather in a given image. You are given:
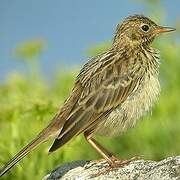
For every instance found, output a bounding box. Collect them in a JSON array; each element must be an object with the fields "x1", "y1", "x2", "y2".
[{"x1": 49, "y1": 50, "x2": 145, "y2": 152}]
